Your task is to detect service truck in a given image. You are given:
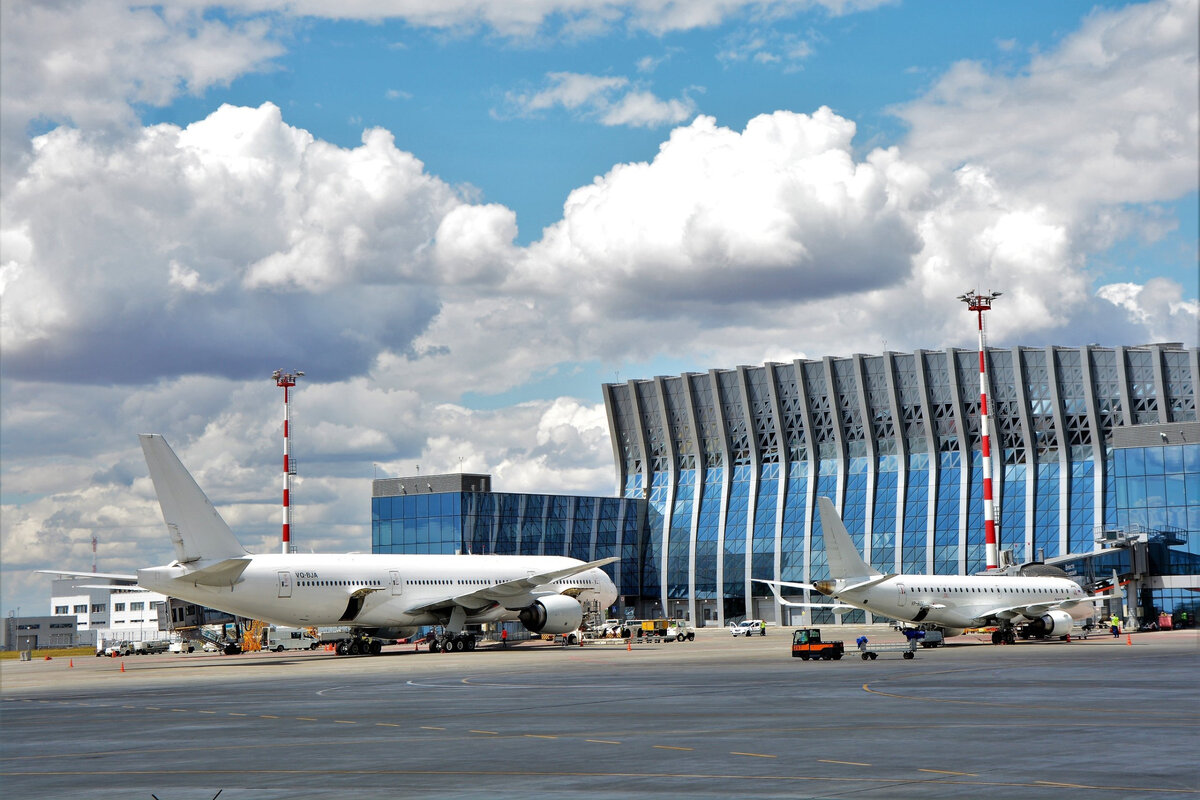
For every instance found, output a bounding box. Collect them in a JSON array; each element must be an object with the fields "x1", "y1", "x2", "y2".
[{"x1": 264, "y1": 626, "x2": 320, "y2": 652}]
